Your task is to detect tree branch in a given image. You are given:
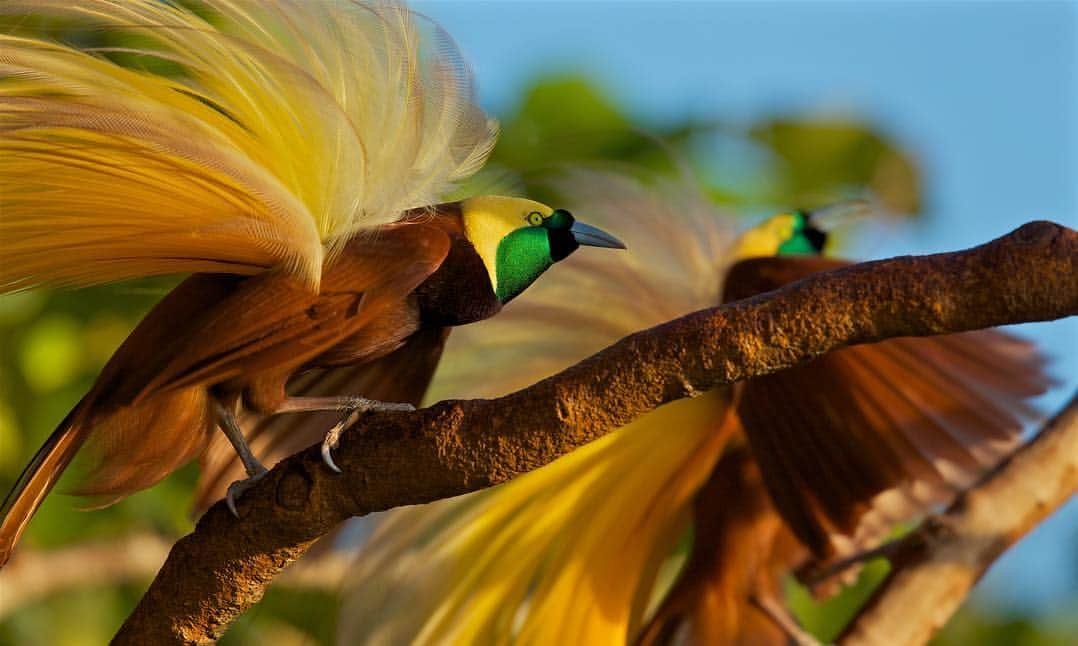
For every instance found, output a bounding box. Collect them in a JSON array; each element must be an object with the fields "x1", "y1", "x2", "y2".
[
  {"x1": 839, "y1": 390, "x2": 1078, "y2": 646},
  {"x1": 113, "y1": 221, "x2": 1078, "y2": 644}
]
